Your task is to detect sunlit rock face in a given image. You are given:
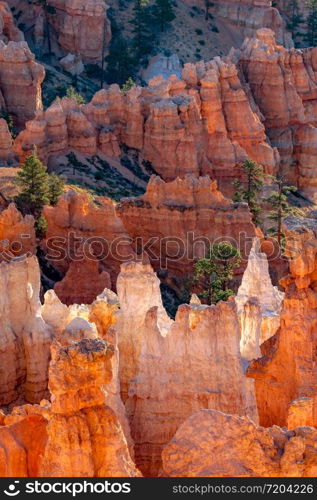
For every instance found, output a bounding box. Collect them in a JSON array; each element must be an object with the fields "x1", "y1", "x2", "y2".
[
  {"x1": 115, "y1": 261, "x2": 257, "y2": 476},
  {"x1": 236, "y1": 238, "x2": 284, "y2": 360},
  {"x1": 0, "y1": 203, "x2": 36, "y2": 261},
  {"x1": 39, "y1": 338, "x2": 140, "y2": 477},
  {"x1": 236, "y1": 28, "x2": 317, "y2": 201},
  {"x1": 248, "y1": 214, "x2": 317, "y2": 428},
  {"x1": 117, "y1": 175, "x2": 257, "y2": 283},
  {"x1": 0, "y1": 339, "x2": 140, "y2": 477},
  {"x1": 0, "y1": 255, "x2": 52, "y2": 405},
  {"x1": 162, "y1": 409, "x2": 317, "y2": 477},
  {"x1": 0, "y1": 40, "x2": 44, "y2": 126},
  {"x1": 41, "y1": 190, "x2": 134, "y2": 302}
]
